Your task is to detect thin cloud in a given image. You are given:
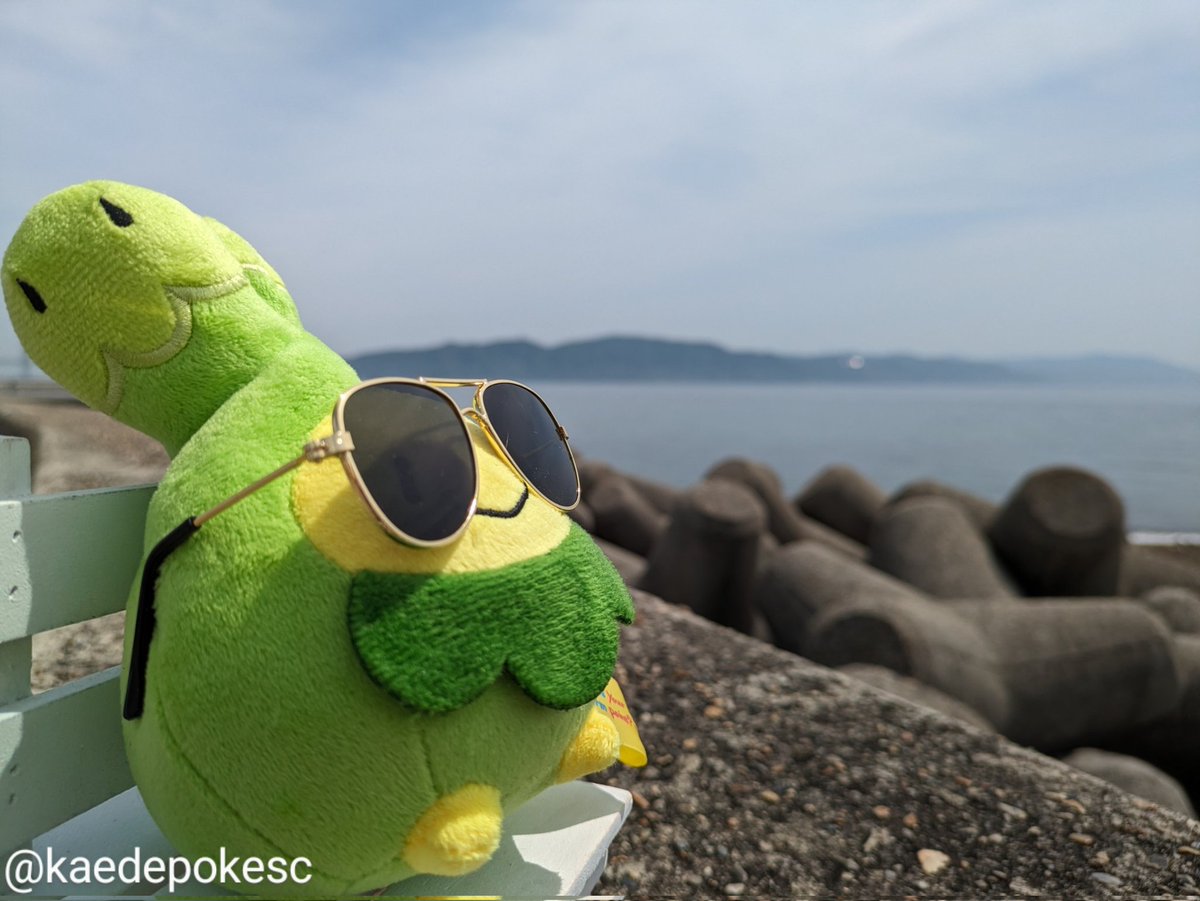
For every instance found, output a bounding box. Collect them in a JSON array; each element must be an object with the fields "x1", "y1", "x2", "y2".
[{"x1": 1, "y1": 0, "x2": 1196, "y2": 367}]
